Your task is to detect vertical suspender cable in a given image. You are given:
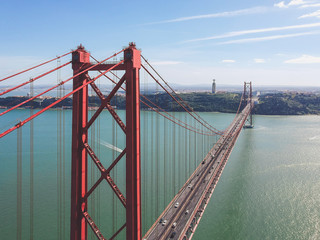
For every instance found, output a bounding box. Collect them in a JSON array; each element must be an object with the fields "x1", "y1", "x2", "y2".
[
  {"x1": 168, "y1": 113, "x2": 172, "y2": 198},
  {"x1": 202, "y1": 124, "x2": 204, "y2": 160},
  {"x1": 194, "y1": 118, "x2": 197, "y2": 170},
  {"x1": 112, "y1": 80, "x2": 116, "y2": 235},
  {"x1": 163, "y1": 112, "x2": 167, "y2": 208},
  {"x1": 155, "y1": 90, "x2": 159, "y2": 221},
  {"x1": 56, "y1": 57, "x2": 62, "y2": 240},
  {"x1": 90, "y1": 87, "x2": 95, "y2": 240},
  {"x1": 96, "y1": 77, "x2": 100, "y2": 227},
  {"x1": 145, "y1": 107, "x2": 149, "y2": 225},
  {"x1": 17, "y1": 127, "x2": 22, "y2": 240},
  {"x1": 185, "y1": 114, "x2": 188, "y2": 181},
  {"x1": 172, "y1": 112, "x2": 176, "y2": 195},
  {"x1": 142, "y1": 66, "x2": 148, "y2": 232},
  {"x1": 150, "y1": 109, "x2": 154, "y2": 221},
  {"x1": 30, "y1": 80, "x2": 34, "y2": 240},
  {"x1": 97, "y1": 90, "x2": 101, "y2": 227},
  {"x1": 178, "y1": 116, "x2": 181, "y2": 187},
  {"x1": 115, "y1": 83, "x2": 118, "y2": 232},
  {"x1": 62, "y1": 83, "x2": 66, "y2": 240},
  {"x1": 188, "y1": 116, "x2": 191, "y2": 177}
]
